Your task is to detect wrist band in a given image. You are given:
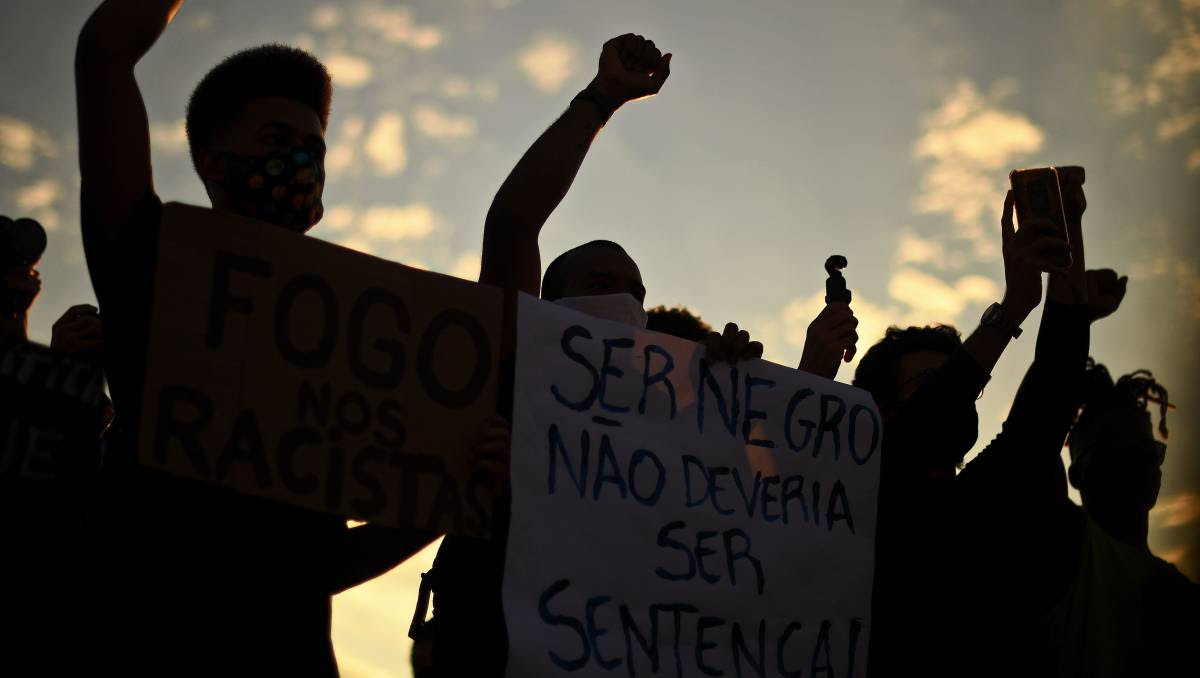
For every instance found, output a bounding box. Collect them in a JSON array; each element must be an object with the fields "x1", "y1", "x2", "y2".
[{"x1": 571, "y1": 85, "x2": 619, "y2": 125}]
